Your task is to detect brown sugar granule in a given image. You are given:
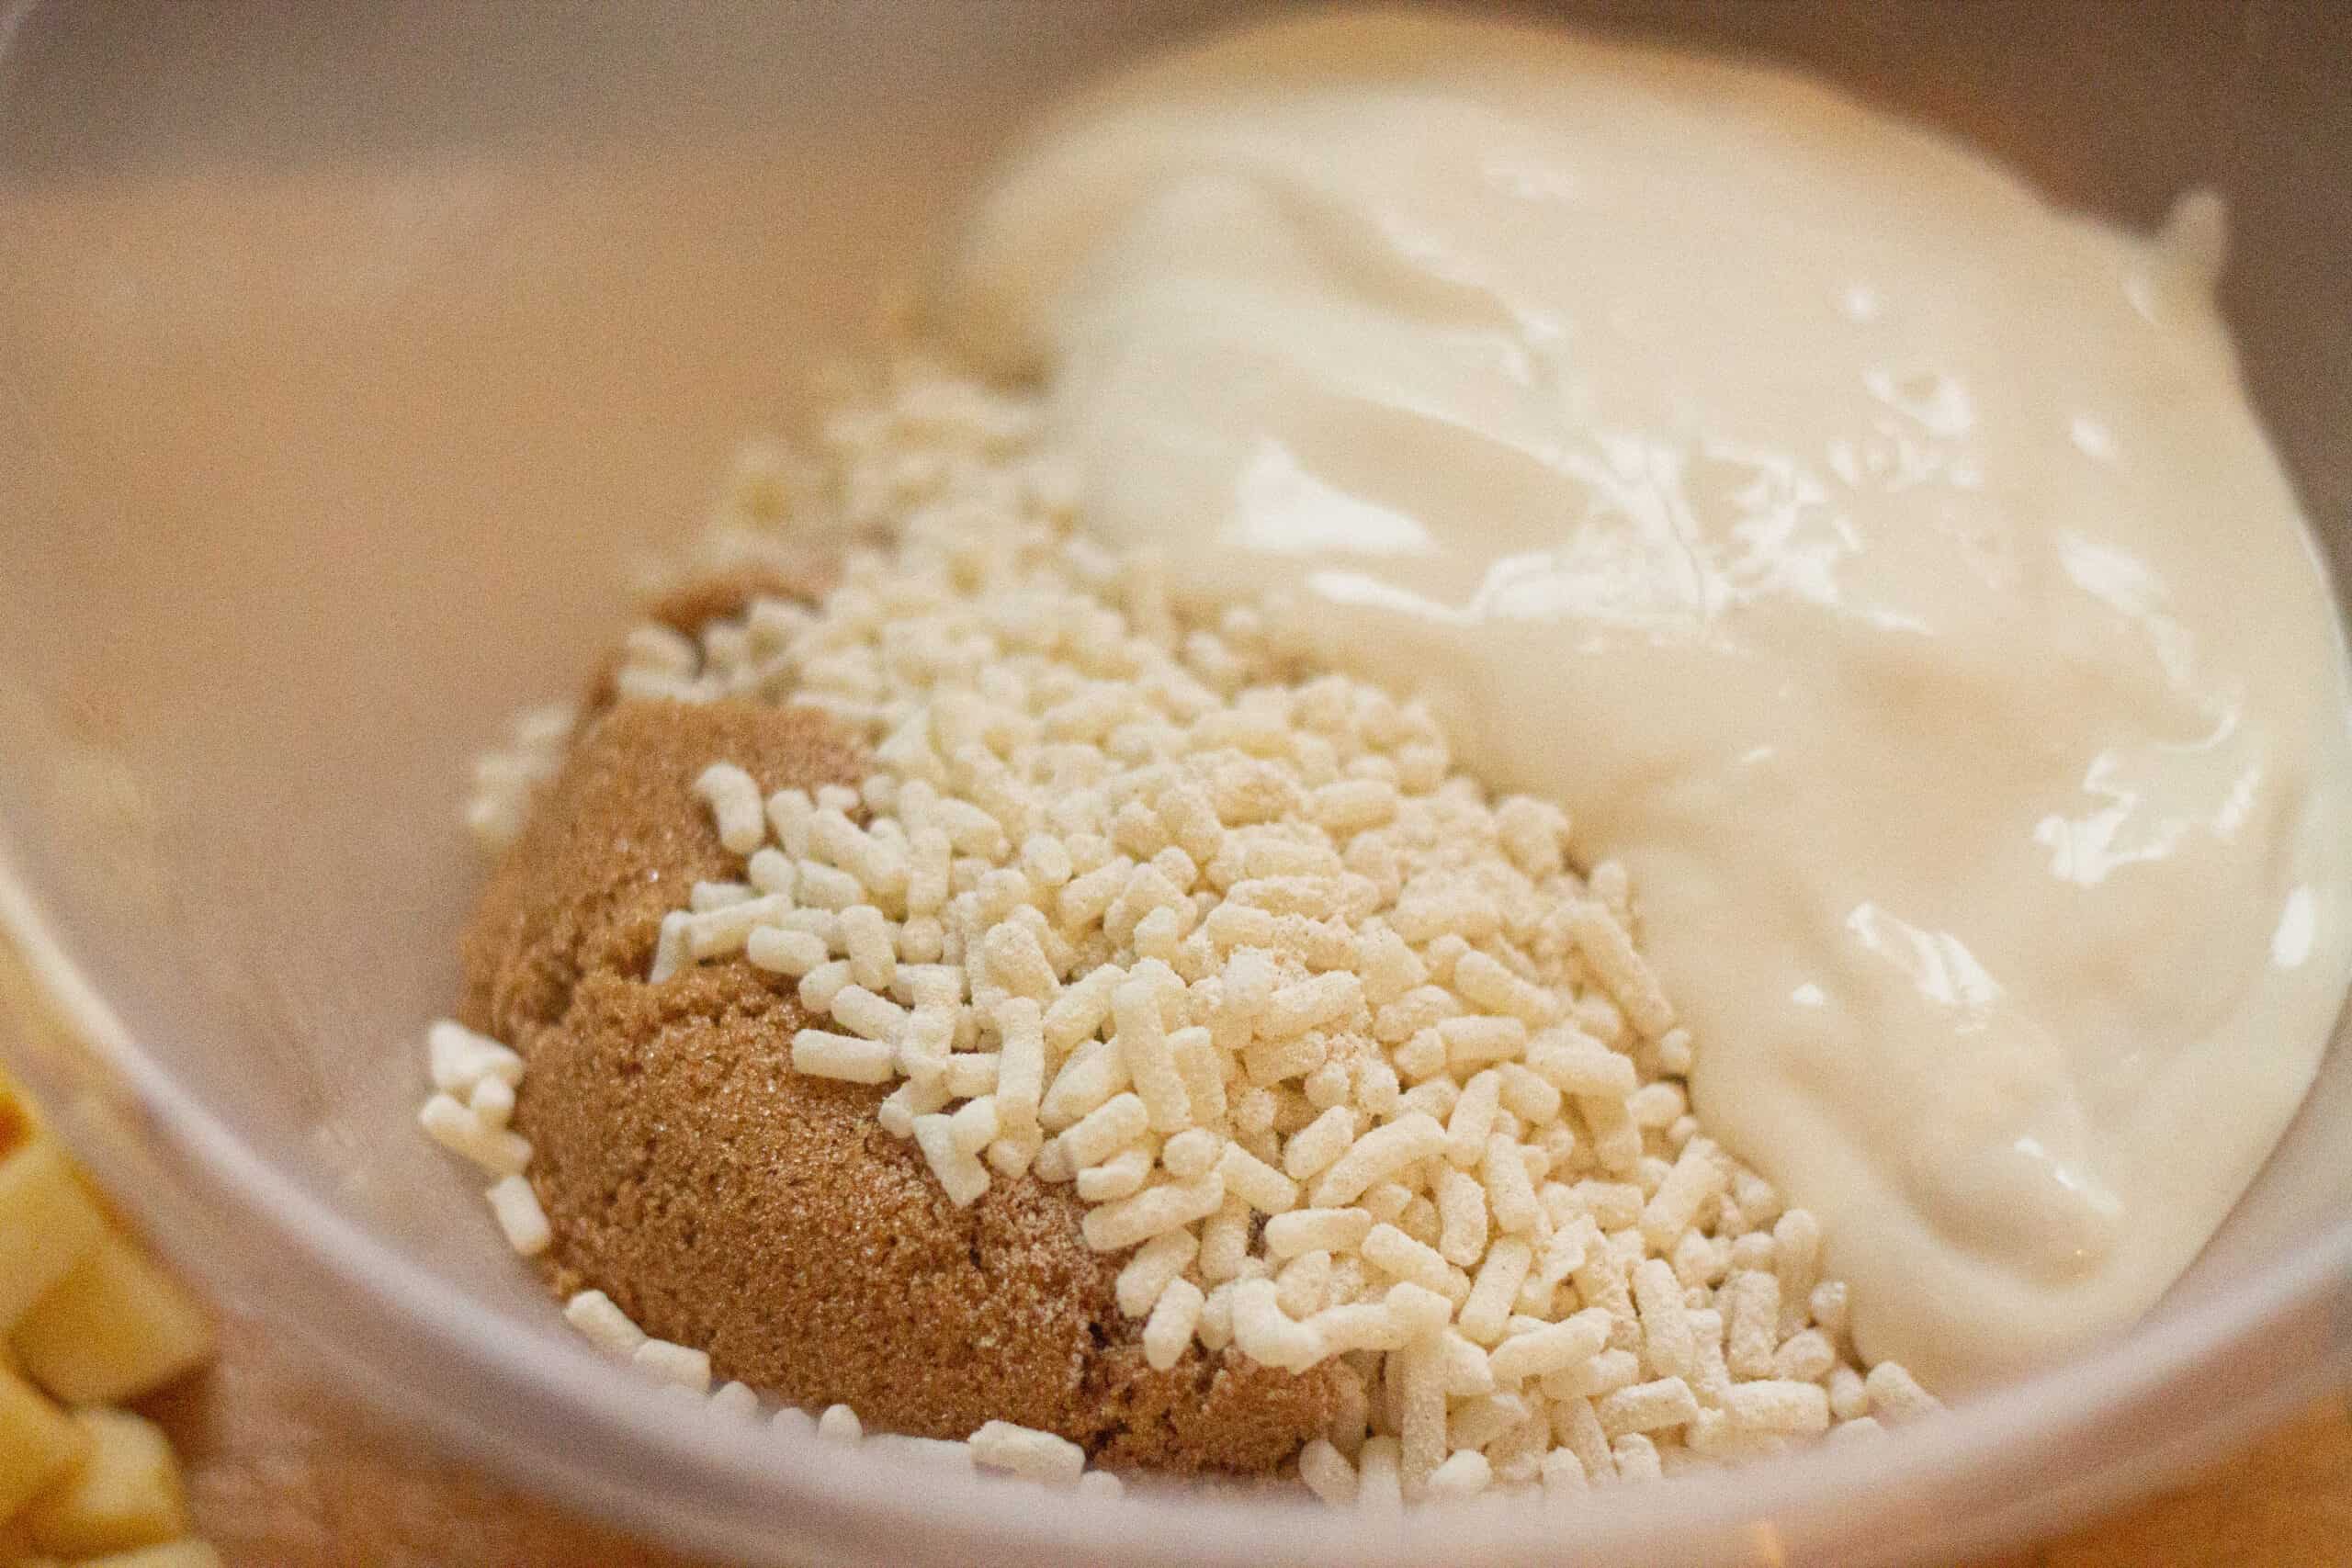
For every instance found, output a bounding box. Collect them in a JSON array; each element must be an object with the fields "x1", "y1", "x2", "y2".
[{"x1": 458, "y1": 697, "x2": 1340, "y2": 1473}]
